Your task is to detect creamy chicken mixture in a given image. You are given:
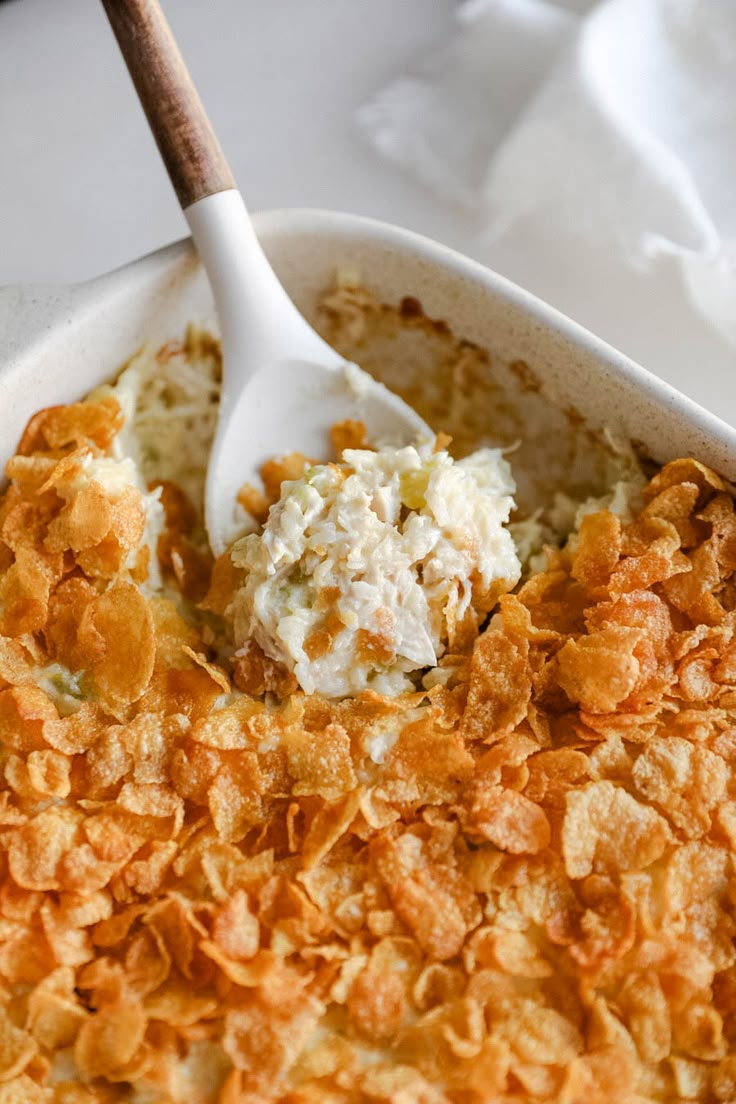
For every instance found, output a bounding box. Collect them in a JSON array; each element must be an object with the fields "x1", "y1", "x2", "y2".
[{"x1": 230, "y1": 443, "x2": 520, "y2": 697}]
